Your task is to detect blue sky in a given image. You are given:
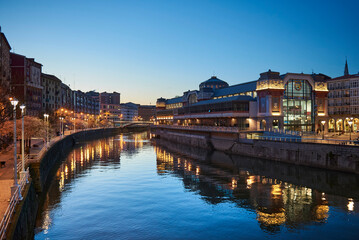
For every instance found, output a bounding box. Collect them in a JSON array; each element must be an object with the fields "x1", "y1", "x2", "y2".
[{"x1": 1, "y1": 0, "x2": 358, "y2": 104}]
